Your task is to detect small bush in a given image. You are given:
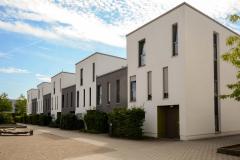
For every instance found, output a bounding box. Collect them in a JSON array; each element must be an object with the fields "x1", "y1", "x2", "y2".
[
  {"x1": 0, "y1": 113, "x2": 14, "y2": 124},
  {"x1": 39, "y1": 114, "x2": 52, "y2": 126},
  {"x1": 60, "y1": 114, "x2": 84, "y2": 130},
  {"x1": 48, "y1": 120, "x2": 59, "y2": 128},
  {"x1": 108, "y1": 108, "x2": 145, "y2": 139},
  {"x1": 14, "y1": 115, "x2": 22, "y2": 123},
  {"x1": 84, "y1": 110, "x2": 108, "y2": 133},
  {"x1": 31, "y1": 114, "x2": 39, "y2": 125}
]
